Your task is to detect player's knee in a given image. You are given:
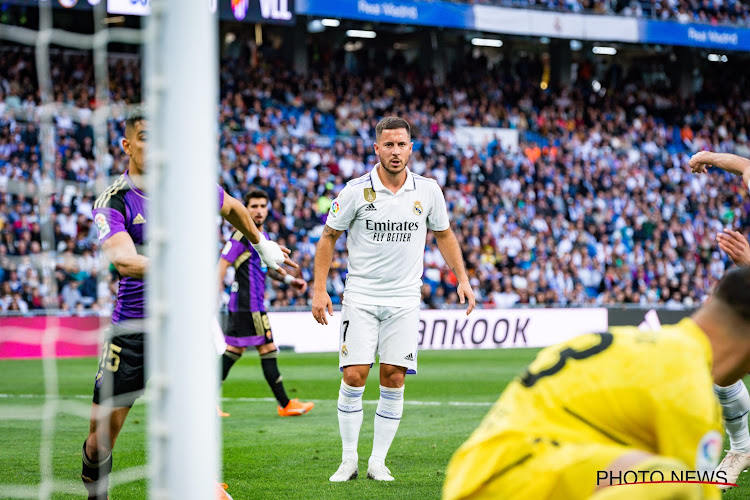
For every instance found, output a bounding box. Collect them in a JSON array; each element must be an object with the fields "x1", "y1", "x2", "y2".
[
  {"x1": 342, "y1": 368, "x2": 368, "y2": 387},
  {"x1": 380, "y1": 364, "x2": 406, "y2": 388},
  {"x1": 85, "y1": 433, "x2": 99, "y2": 459},
  {"x1": 382, "y1": 373, "x2": 404, "y2": 388},
  {"x1": 228, "y1": 345, "x2": 245, "y2": 355},
  {"x1": 85, "y1": 432, "x2": 112, "y2": 461},
  {"x1": 256, "y1": 344, "x2": 273, "y2": 355}
]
